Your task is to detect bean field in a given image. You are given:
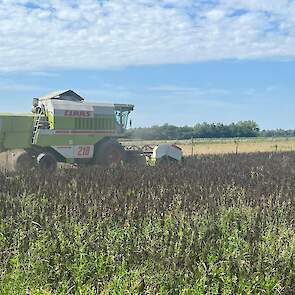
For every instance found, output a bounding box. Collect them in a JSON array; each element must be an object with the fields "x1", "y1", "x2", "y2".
[{"x1": 1, "y1": 153, "x2": 295, "y2": 294}]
